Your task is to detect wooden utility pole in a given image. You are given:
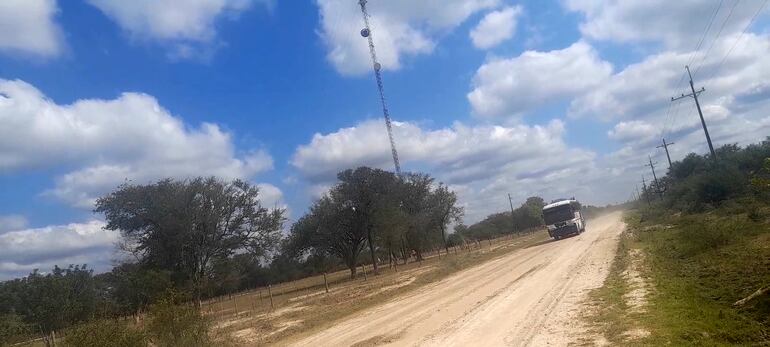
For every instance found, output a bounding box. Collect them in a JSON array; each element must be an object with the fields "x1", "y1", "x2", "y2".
[
  {"x1": 657, "y1": 138, "x2": 675, "y2": 169},
  {"x1": 507, "y1": 193, "x2": 516, "y2": 230},
  {"x1": 646, "y1": 156, "x2": 663, "y2": 199},
  {"x1": 641, "y1": 176, "x2": 651, "y2": 206},
  {"x1": 672, "y1": 65, "x2": 716, "y2": 160},
  {"x1": 635, "y1": 184, "x2": 641, "y2": 201}
]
